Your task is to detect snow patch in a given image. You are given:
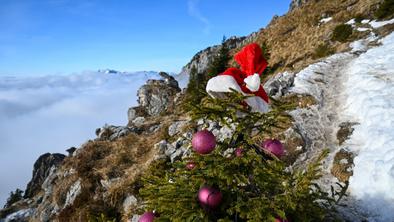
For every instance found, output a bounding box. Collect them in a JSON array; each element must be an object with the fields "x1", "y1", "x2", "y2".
[
  {"x1": 320, "y1": 17, "x2": 332, "y2": 23},
  {"x1": 369, "y1": 18, "x2": 394, "y2": 28},
  {"x1": 357, "y1": 27, "x2": 370, "y2": 32},
  {"x1": 346, "y1": 19, "x2": 355, "y2": 25},
  {"x1": 344, "y1": 32, "x2": 394, "y2": 221}
]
